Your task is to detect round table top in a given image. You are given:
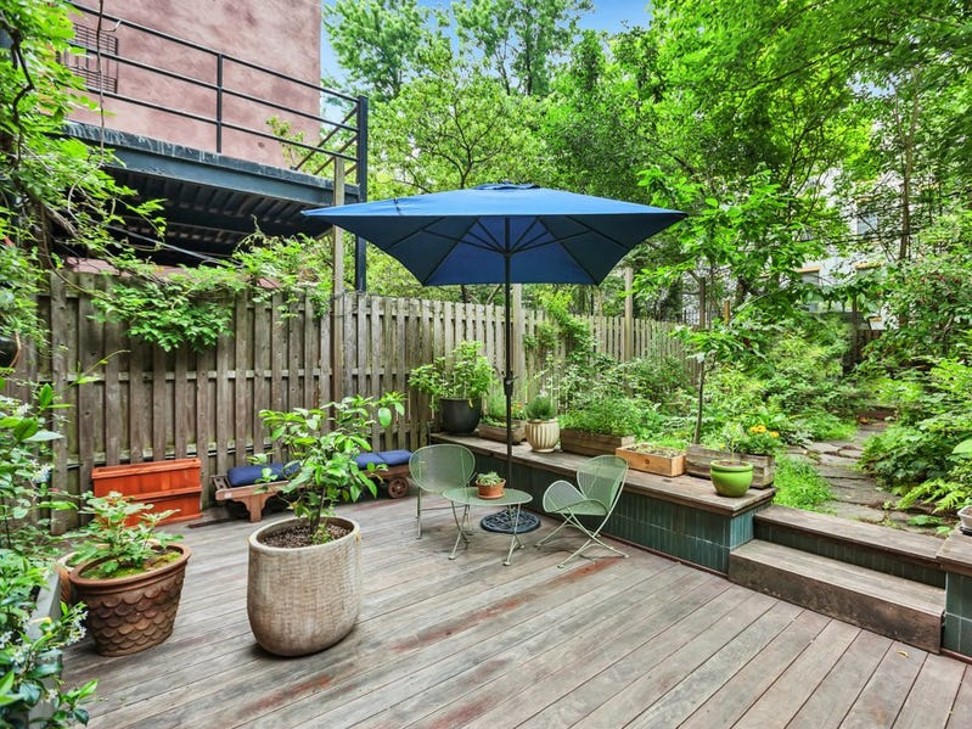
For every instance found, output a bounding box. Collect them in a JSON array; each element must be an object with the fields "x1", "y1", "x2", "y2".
[{"x1": 443, "y1": 486, "x2": 533, "y2": 507}]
